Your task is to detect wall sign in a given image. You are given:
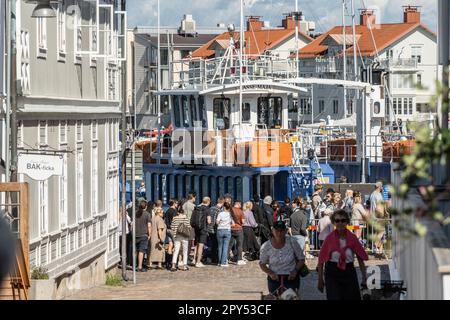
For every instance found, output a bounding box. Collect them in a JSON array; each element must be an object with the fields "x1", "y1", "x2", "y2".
[{"x1": 18, "y1": 153, "x2": 63, "y2": 181}]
